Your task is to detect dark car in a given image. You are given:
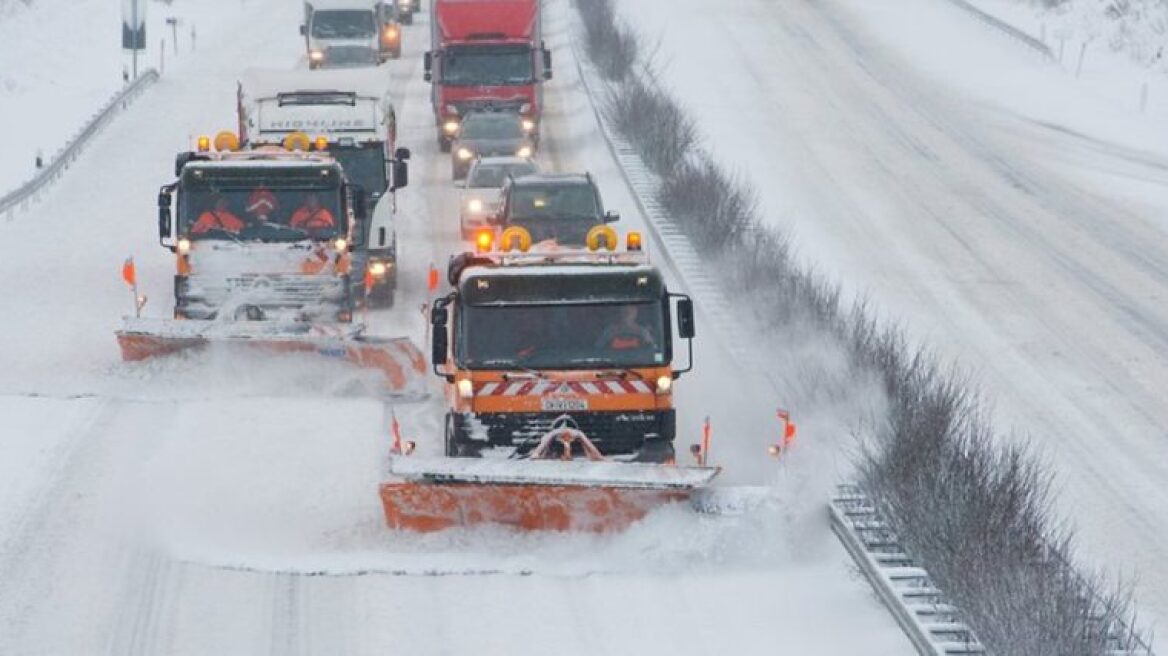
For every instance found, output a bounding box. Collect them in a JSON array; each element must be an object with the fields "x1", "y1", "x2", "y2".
[
  {"x1": 494, "y1": 172, "x2": 620, "y2": 246},
  {"x1": 451, "y1": 111, "x2": 534, "y2": 180}
]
